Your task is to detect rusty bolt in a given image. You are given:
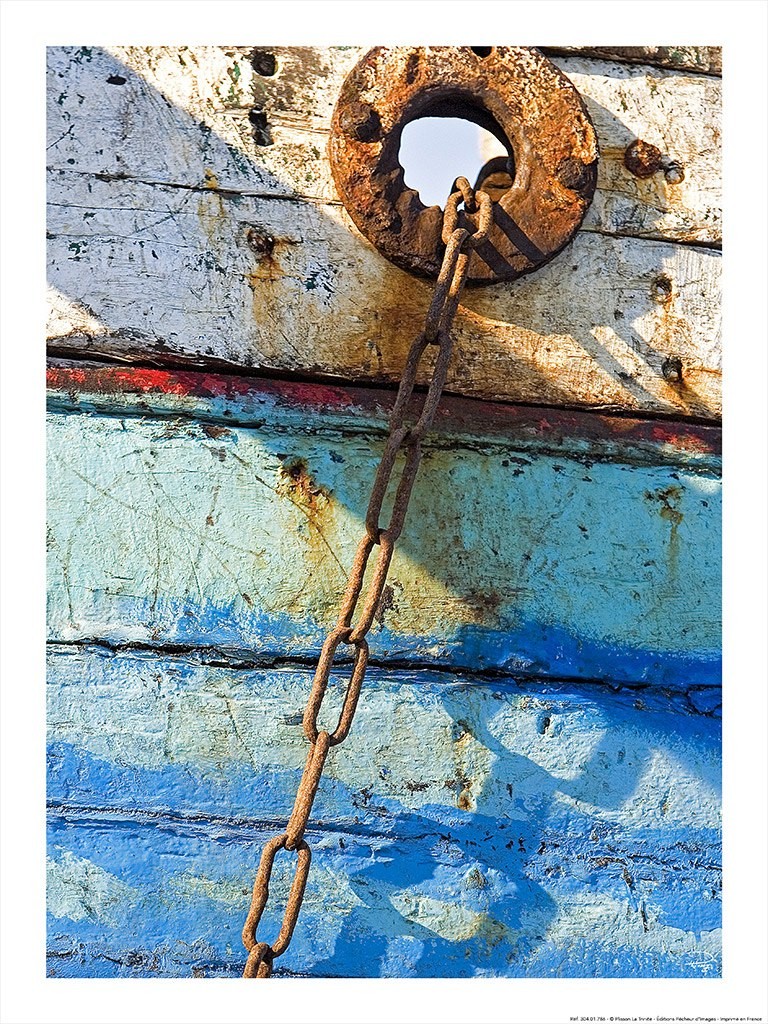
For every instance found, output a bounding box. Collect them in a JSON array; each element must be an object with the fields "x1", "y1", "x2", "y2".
[
  {"x1": 663, "y1": 160, "x2": 686, "y2": 185},
  {"x1": 247, "y1": 228, "x2": 275, "y2": 257},
  {"x1": 251, "y1": 49, "x2": 277, "y2": 77},
  {"x1": 624, "y1": 139, "x2": 663, "y2": 178},
  {"x1": 662, "y1": 356, "x2": 684, "y2": 383},
  {"x1": 651, "y1": 274, "x2": 673, "y2": 304},
  {"x1": 339, "y1": 101, "x2": 381, "y2": 143},
  {"x1": 556, "y1": 156, "x2": 594, "y2": 197}
]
